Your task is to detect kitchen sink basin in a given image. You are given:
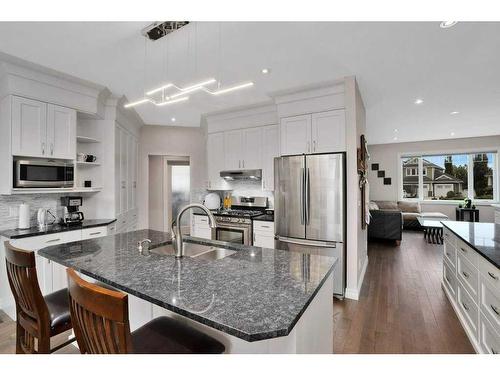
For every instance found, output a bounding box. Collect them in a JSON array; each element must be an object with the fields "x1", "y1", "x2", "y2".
[
  {"x1": 191, "y1": 247, "x2": 237, "y2": 261},
  {"x1": 149, "y1": 242, "x2": 236, "y2": 260}
]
